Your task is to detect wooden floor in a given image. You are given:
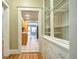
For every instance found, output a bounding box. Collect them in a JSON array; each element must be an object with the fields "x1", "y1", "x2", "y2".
[{"x1": 3, "y1": 52, "x2": 43, "y2": 59}]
